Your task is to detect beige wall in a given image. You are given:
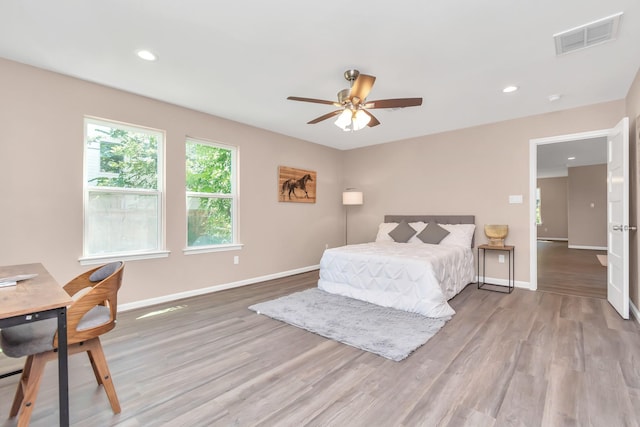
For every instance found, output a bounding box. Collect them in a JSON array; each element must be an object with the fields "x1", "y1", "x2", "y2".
[
  {"x1": 343, "y1": 101, "x2": 625, "y2": 285},
  {"x1": 536, "y1": 177, "x2": 568, "y2": 240},
  {"x1": 2, "y1": 56, "x2": 639, "y2": 309},
  {"x1": 0, "y1": 58, "x2": 345, "y2": 305},
  {"x1": 567, "y1": 165, "x2": 607, "y2": 248},
  {"x1": 626, "y1": 67, "x2": 640, "y2": 310}
]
